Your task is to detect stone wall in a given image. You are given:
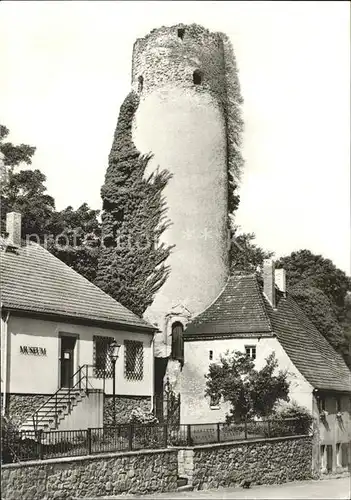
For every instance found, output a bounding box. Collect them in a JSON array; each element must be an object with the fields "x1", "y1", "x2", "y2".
[
  {"x1": 103, "y1": 395, "x2": 152, "y2": 425},
  {"x1": 191, "y1": 435, "x2": 313, "y2": 490},
  {"x1": 1, "y1": 448, "x2": 178, "y2": 500},
  {"x1": 177, "y1": 448, "x2": 194, "y2": 486},
  {"x1": 4, "y1": 393, "x2": 152, "y2": 427},
  {"x1": 5, "y1": 393, "x2": 50, "y2": 424}
]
